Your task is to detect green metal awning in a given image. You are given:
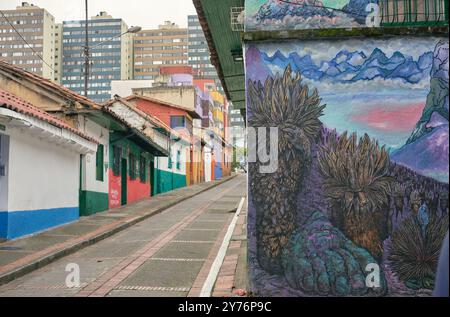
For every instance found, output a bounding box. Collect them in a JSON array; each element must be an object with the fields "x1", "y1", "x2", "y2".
[{"x1": 193, "y1": 0, "x2": 246, "y2": 114}]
